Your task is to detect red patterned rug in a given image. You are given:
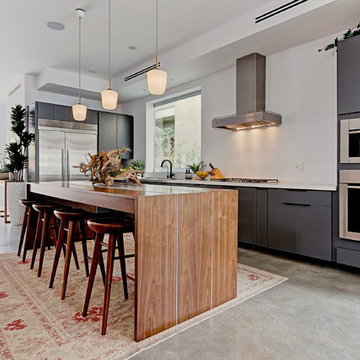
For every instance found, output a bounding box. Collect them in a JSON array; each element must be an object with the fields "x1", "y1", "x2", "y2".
[{"x1": 0, "y1": 239, "x2": 287, "y2": 360}]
